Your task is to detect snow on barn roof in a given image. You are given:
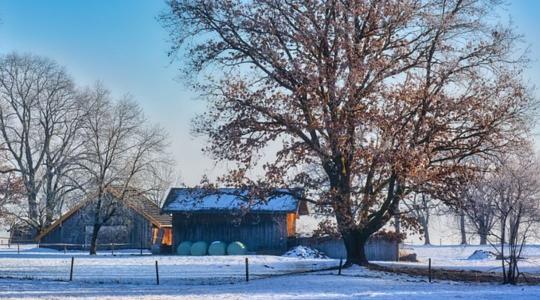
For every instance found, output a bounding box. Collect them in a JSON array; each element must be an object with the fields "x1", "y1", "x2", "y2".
[{"x1": 161, "y1": 188, "x2": 307, "y2": 214}]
